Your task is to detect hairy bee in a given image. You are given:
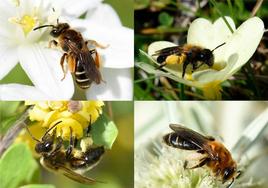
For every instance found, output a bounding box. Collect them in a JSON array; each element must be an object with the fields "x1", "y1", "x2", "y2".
[
  {"x1": 34, "y1": 20, "x2": 107, "y2": 89},
  {"x1": 153, "y1": 43, "x2": 225, "y2": 78},
  {"x1": 26, "y1": 122, "x2": 105, "y2": 184},
  {"x1": 163, "y1": 124, "x2": 241, "y2": 188}
]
